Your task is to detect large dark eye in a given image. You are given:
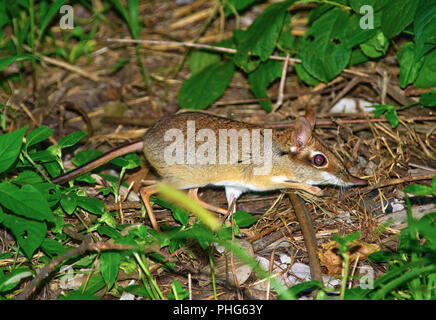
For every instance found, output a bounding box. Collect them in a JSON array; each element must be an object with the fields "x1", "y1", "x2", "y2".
[{"x1": 312, "y1": 154, "x2": 326, "y2": 167}]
